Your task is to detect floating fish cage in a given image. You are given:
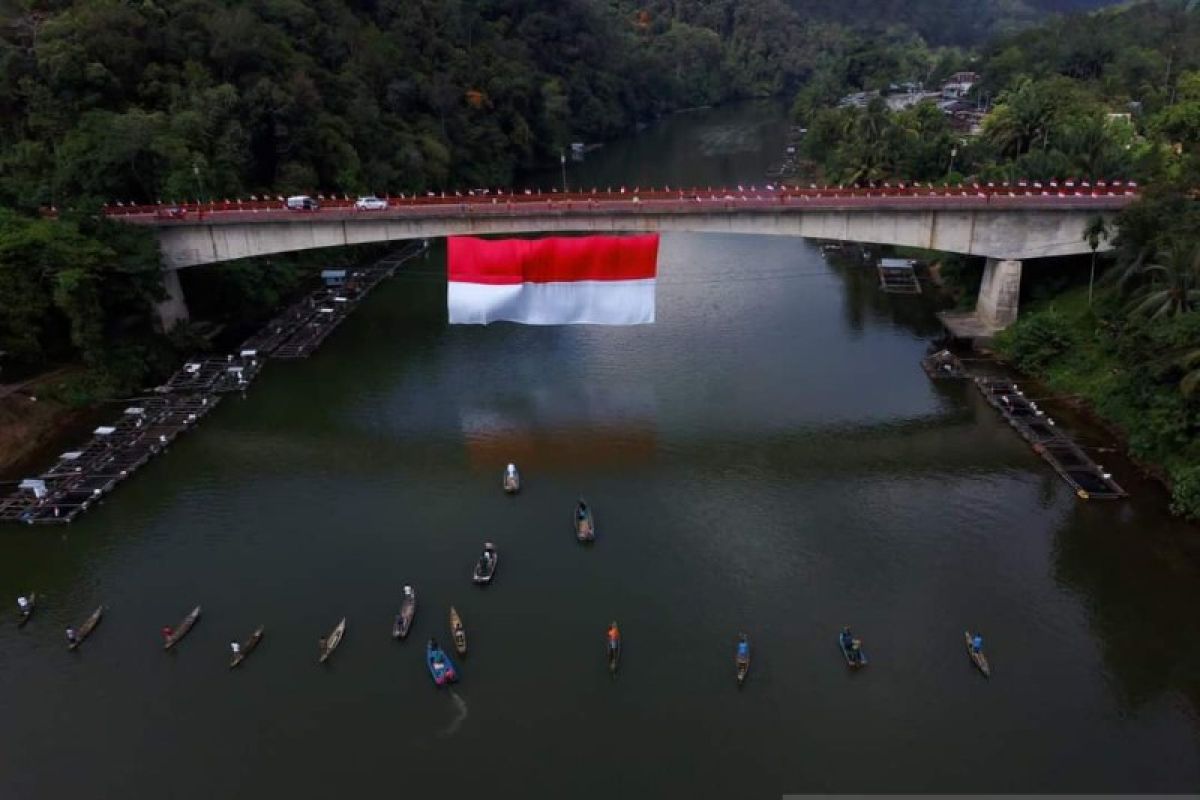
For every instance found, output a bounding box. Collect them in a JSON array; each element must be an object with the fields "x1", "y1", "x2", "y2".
[
  {"x1": 973, "y1": 378, "x2": 1126, "y2": 501},
  {"x1": 1, "y1": 245, "x2": 426, "y2": 526}
]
